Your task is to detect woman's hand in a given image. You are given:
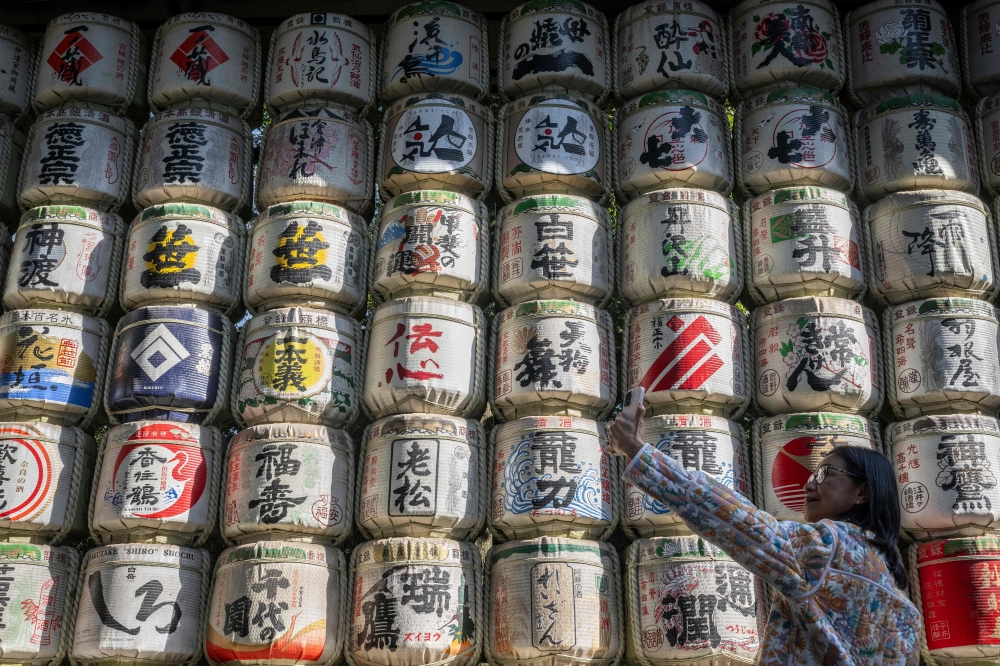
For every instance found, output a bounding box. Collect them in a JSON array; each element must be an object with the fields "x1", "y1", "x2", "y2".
[{"x1": 608, "y1": 400, "x2": 647, "y2": 460}]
